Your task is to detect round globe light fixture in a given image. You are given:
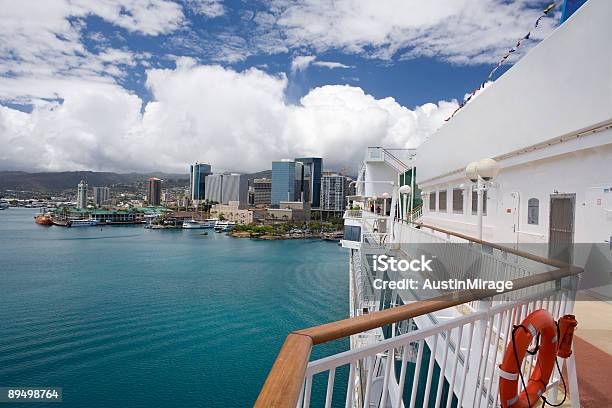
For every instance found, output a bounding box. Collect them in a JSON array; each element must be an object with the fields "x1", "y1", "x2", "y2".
[
  {"x1": 398, "y1": 185, "x2": 412, "y2": 195},
  {"x1": 465, "y1": 161, "x2": 479, "y2": 182},
  {"x1": 477, "y1": 158, "x2": 499, "y2": 181},
  {"x1": 382, "y1": 192, "x2": 389, "y2": 199}
]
